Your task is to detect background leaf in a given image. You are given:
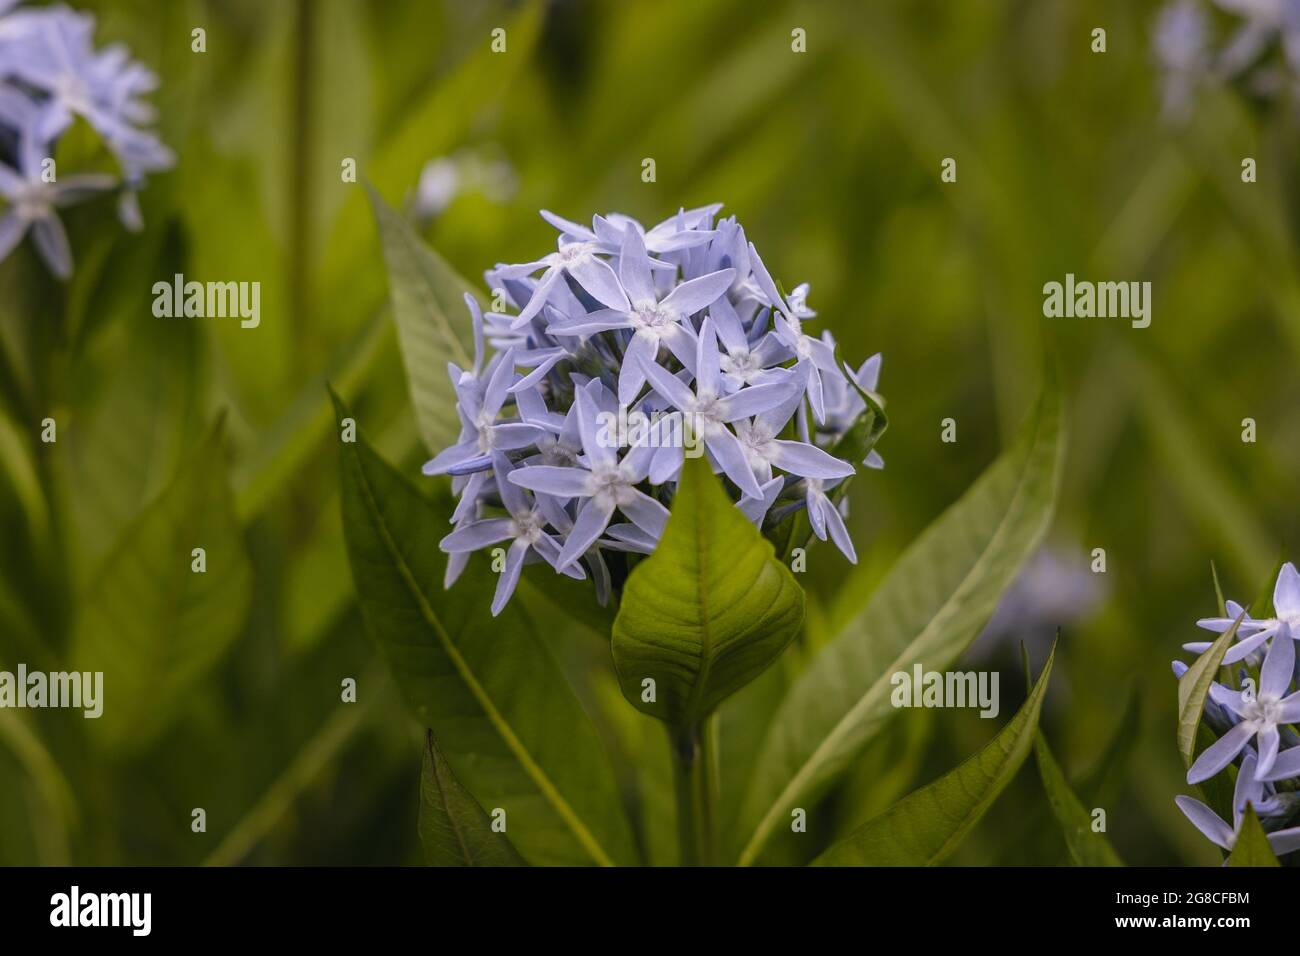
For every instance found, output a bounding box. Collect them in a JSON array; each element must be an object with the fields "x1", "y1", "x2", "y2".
[
  {"x1": 71, "y1": 420, "x2": 252, "y2": 754},
  {"x1": 366, "y1": 186, "x2": 479, "y2": 456},
  {"x1": 334, "y1": 391, "x2": 636, "y2": 866},
  {"x1": 737, "y1": 377, "x2": 1064, "y2": 865},
  {"x1": 812, "y1": 642, "x2": 1056, "y2": 866},
  {"x1": 611, "y1": 453, "x2": 804, "y2": 727},
  {"x1": 1034, "y1": 732, "x2": 1124, "y2": 866},
  {"x1": 419, "y1": 729, "x2": 527, "y2": 867}
]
